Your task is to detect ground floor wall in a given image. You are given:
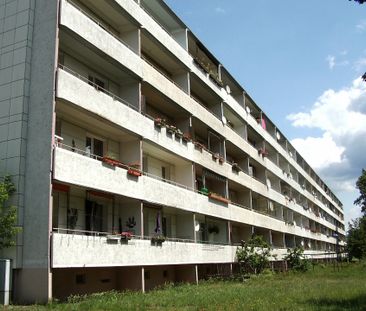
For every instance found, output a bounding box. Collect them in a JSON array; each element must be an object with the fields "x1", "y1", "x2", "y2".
[{"x1": 52, "y1": 264, "x2": 198, "y2": 300}]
